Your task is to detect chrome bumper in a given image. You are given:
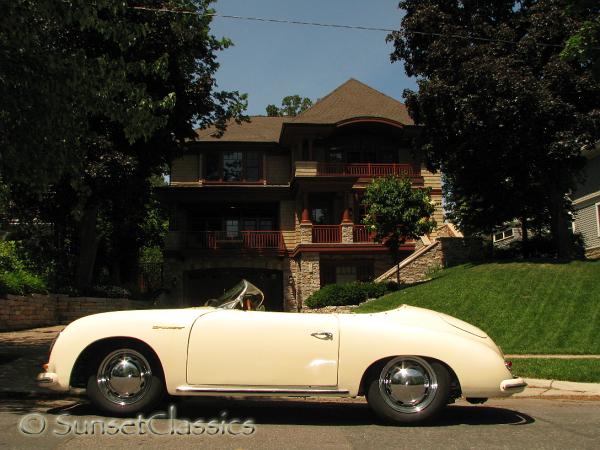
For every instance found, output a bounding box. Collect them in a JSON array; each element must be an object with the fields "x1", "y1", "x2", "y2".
[
  {"x1": 36, "y1": 372, "x2": 59, "y2": 389},
  {"x1": 501, "y1": 377, "x2": 527, "y2": 393}
]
